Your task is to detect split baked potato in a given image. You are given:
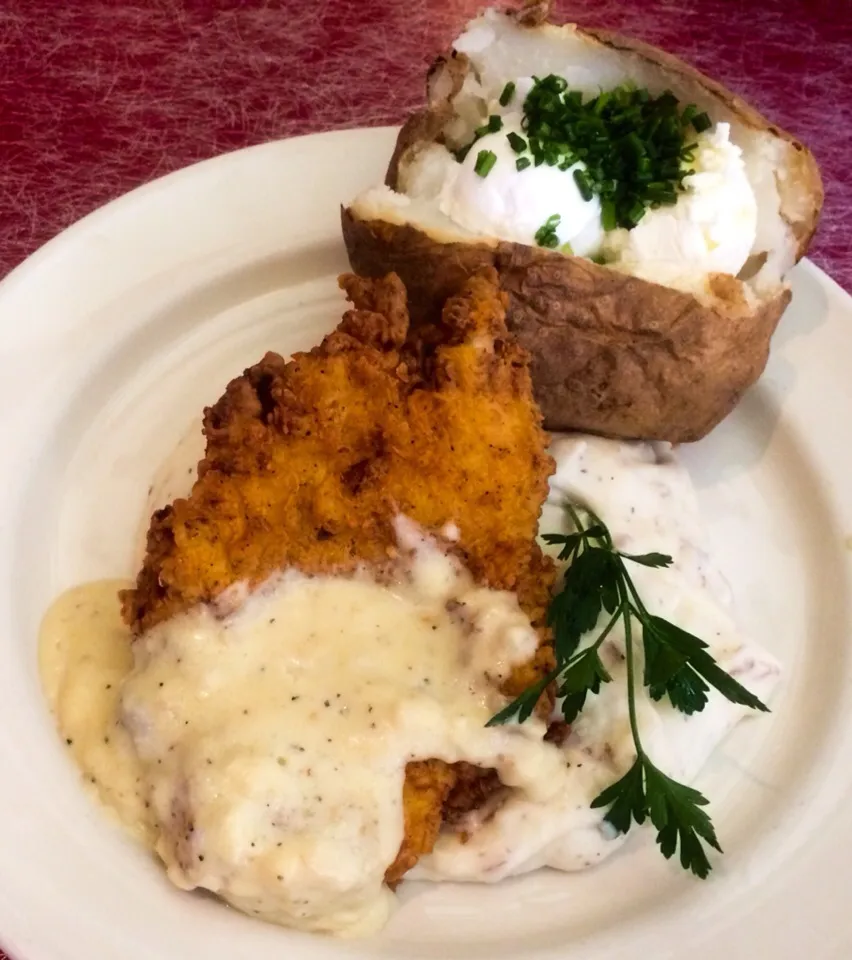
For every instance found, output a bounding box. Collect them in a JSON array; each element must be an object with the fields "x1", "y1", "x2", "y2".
[{"x1": 342, "y1": 1, "x2": 822, "y2": 442}]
